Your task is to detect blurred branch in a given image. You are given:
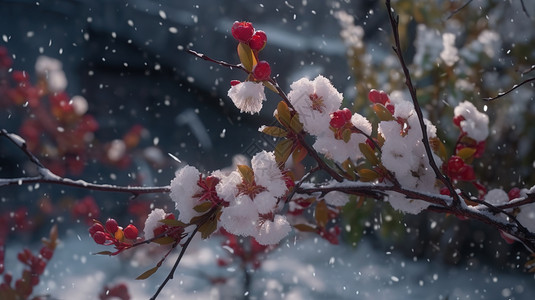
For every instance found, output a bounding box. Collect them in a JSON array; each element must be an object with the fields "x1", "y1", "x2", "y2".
[
  {"x1": 0, "y1": 129, "x2": 170, "y2": 195},
  {"x1": 446, "y1": 0, "x2": 473, "y2": 20},
  {"x1": 482, "y1": 77, "x2": 535, "y2": 101},
  {"x1": 385, "y1": 0, "x2": 461, "y2": 206}
]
